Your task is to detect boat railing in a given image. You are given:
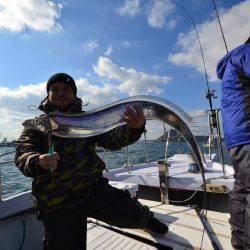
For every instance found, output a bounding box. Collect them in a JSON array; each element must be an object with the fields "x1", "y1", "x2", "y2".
[
  {"x1": 100, "y1": 123, "x2": 185, "y2": 172},
  {"x1": 100, "y1": 110, "x2": 226, "y2": 175},
  {"x1": 207, "y1": 108, "x2": 225, "y2": 176}
]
